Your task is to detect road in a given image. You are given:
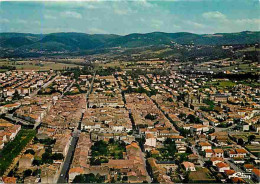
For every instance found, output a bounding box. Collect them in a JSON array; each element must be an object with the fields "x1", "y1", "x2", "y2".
[
  {"x1": 60, "y1": 80, "x2": 75, "y2": 98},
  {"x1": 30, "y1": 75, "x2": 59, "y2": 97},
  {"x1": 4, "y1": 113, "x2": 41, "y2": 129},
  {"x1": 86, "y1": 72, "x2": 95, "y2": 98},
  {"x1": 57, "y1": 132, "x2": 79, "y2": 183},
  {"x1": 57, "y1": 73, "x2": 95, "y2": 183},
  {"x1": 57, "y1": 115, "x2": 82, "y2": 183},
  {"x1": 214, "y1": 124, "x2": 236, "y2": 133},
  {"x1": 224, "y1": 158, "x2": 254, "y2": 184},
  {"x1": 191, "y1": 145, "x2": 205, "y2": 167}
]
